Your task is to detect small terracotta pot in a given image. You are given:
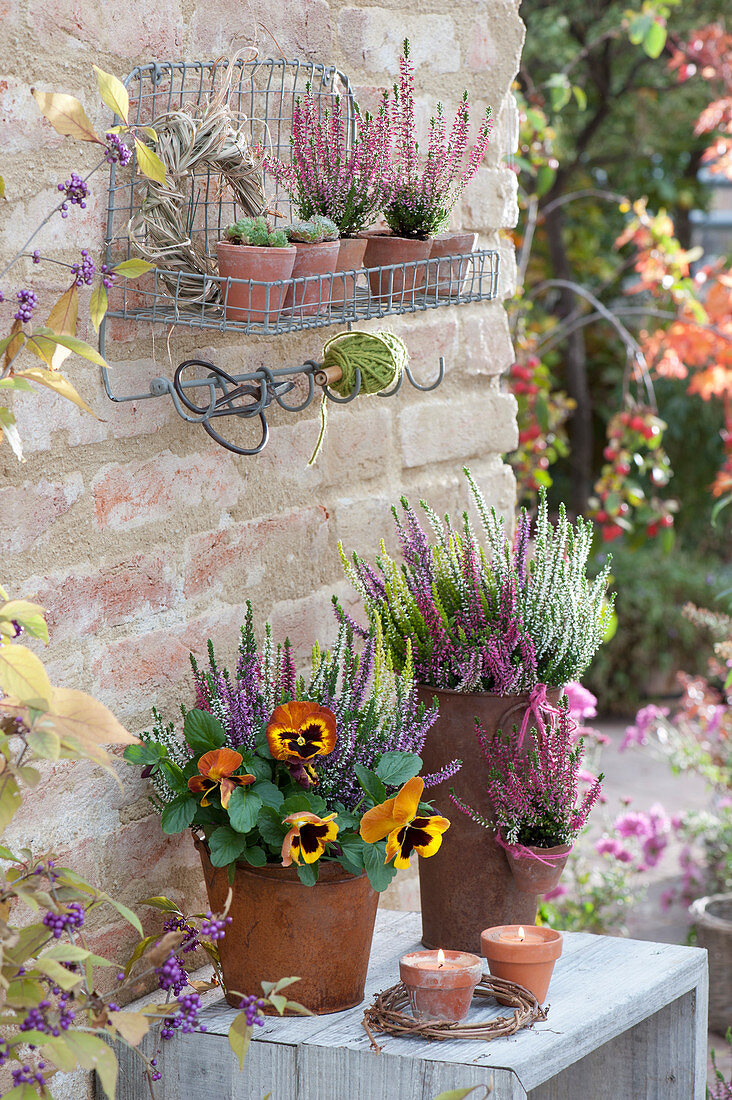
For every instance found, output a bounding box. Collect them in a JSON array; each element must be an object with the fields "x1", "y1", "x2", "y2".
[
  {"x1": 196, "y1": 838, "x2": 378, "y2": 1014},
  {"x1": 330, "y1": 236, "x2": 367, "y2": 306},
  {"x1": 428, "y1": 232, "x2": 477, "y2": 298},
  {"x1": 502, "y1": 838, "x2": 573, "y2": 895},
  {"x1": 216, "y1": 240, "x2": 296, "y2": 324},
  {"x1": 363, "y1": 233, "x2": 432, "y2": 305},
  {"x1": 399, "y1": 950, "x2": 483, "y2": 1023},
  {"x1": 284, "y1": 239, "x2": 340, "y2": 315},
  {"x1": 481, "y1": 925, "x2": 563, "y2": 1004}
]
